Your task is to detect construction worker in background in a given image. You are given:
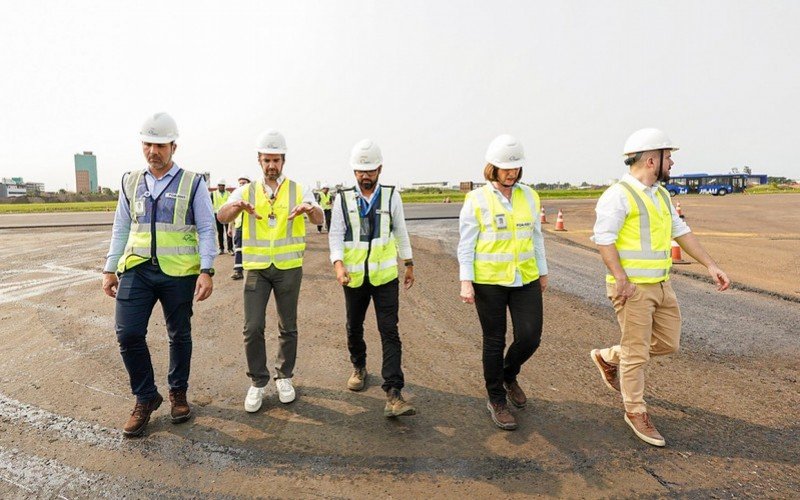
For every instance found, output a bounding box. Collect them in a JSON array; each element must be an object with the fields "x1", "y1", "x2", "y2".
[
  {"x1": 228, "y1": 174, "x2": 251, "y2": 280},
  {"x1": 212, "y1": 178, "x2": 234, "y2": 255},
  {"x1": 101, "y1": 112, "x2": 216, "y2": 438},
  {"x1": 590, "y1": 128, "x2": 730, "y2": 447},
  {"x1": 458, "y1": 134, "x2": 547, "y2": 431},
  {"x1": 317, "y1": 185, "x2": 332, "y2": 233},
  {"x1": 217, "y1": 130, "x2": 323, "y2": 412},
  {"x1": 329, "y1": 139, "x2": 416, "y2": 418}
]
